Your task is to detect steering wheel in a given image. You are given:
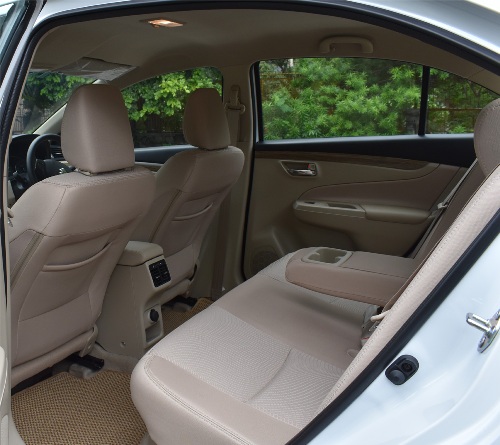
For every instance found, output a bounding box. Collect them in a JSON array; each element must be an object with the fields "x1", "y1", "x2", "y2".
[{"x1": 26, "y1": 134, "x2": 73, "y2": 185}]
